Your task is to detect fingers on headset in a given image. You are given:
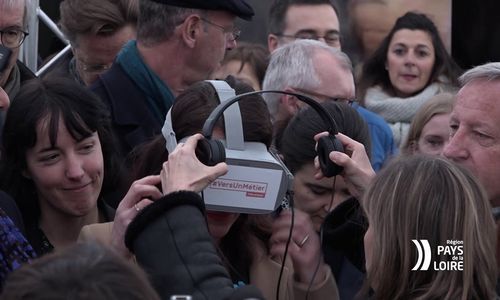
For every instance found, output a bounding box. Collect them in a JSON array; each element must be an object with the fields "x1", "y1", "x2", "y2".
[
  {"x1": 211, "y1": 162, "x2": 228, "y2": 177},
  {"x1": 328, "y1": 151, "x2": 351, "y2": 168},
  {"x1": 313, "y1": 131, "x2": 329, "y2": 142},
  {"x1": 335, "y1": 133, "x2": 364, "y2": 152},
  {"x1": 185, "y1": 134, "x2": 203, "y2": 147}
]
